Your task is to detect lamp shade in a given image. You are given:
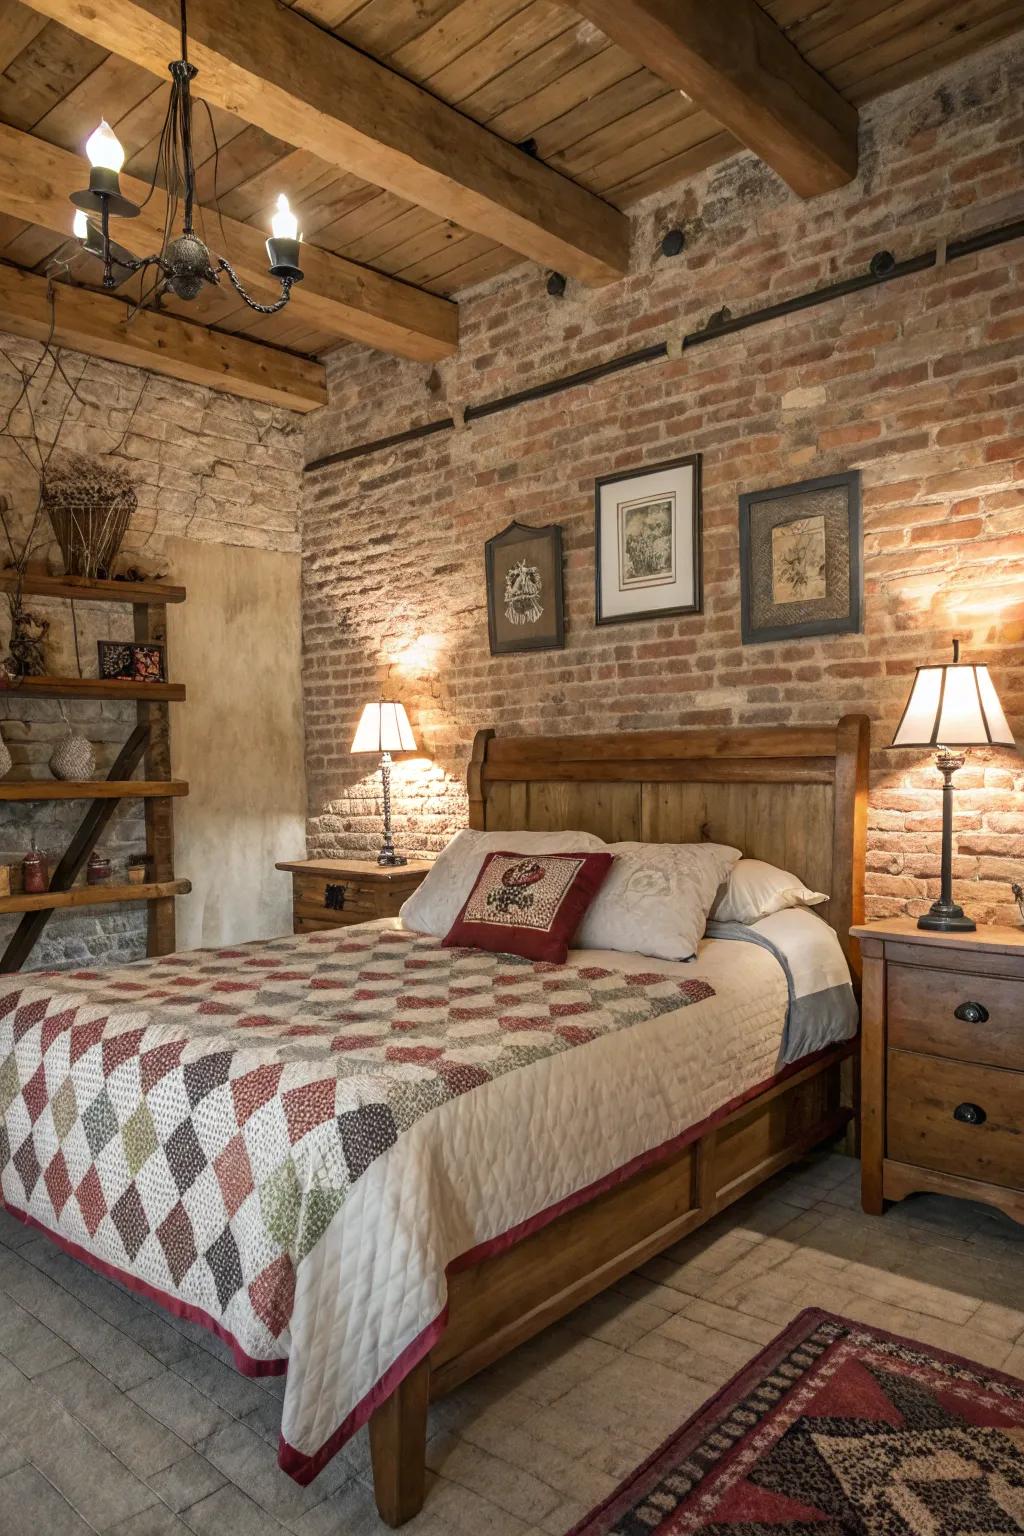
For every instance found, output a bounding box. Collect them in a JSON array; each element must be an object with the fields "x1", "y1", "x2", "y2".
[
  {"x1": 892, "y1": 648, "x2": 1014, "y2": 749},
  {"x1": 351, "y1": 701, "x2": 417, "y2": 755}
]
